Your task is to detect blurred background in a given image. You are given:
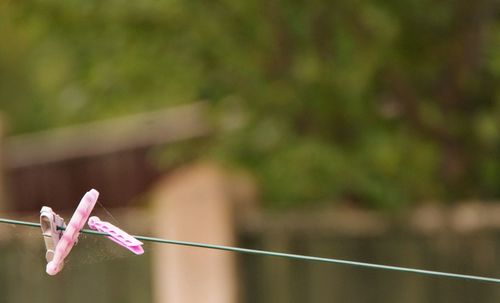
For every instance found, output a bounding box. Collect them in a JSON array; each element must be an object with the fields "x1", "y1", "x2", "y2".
[{"x1": 0, "y1": 0, "x2": 500, "y2": 302}]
